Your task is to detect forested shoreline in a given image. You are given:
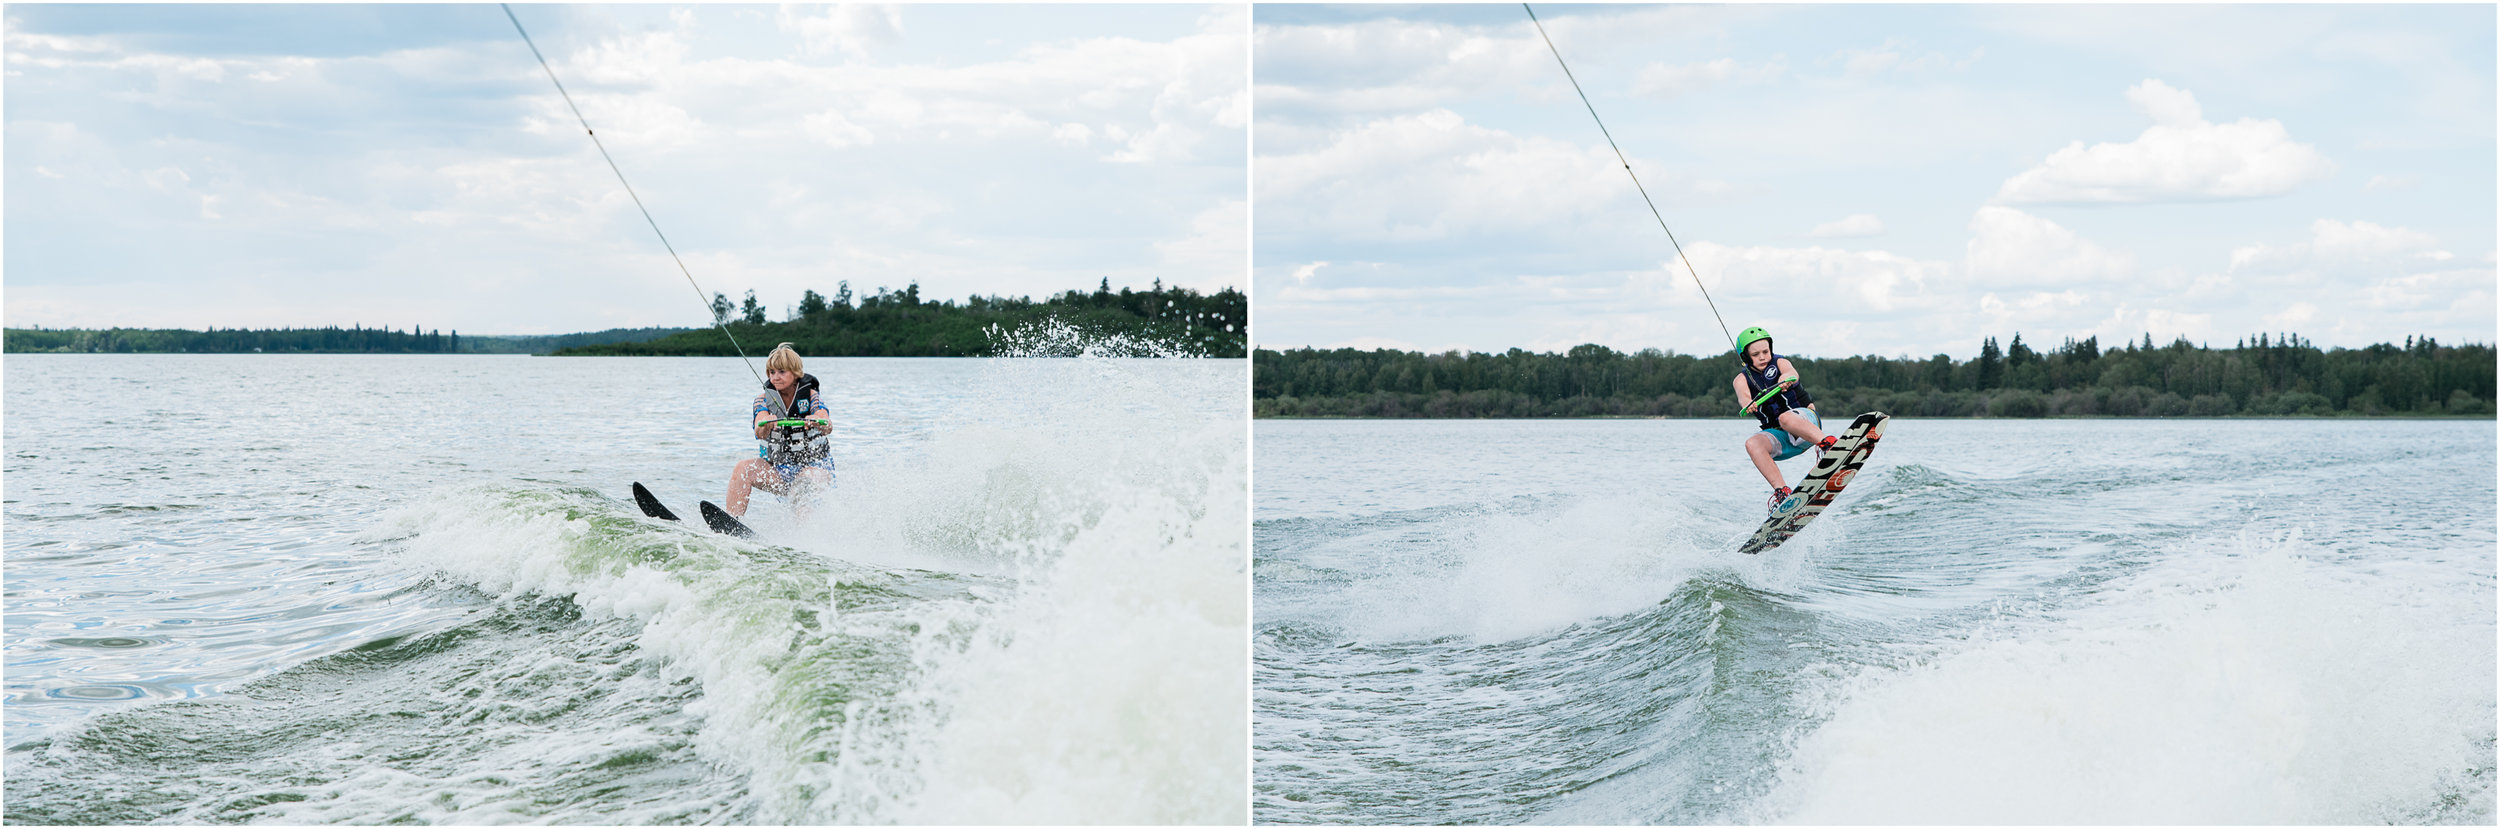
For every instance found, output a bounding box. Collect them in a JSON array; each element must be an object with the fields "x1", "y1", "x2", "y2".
[
  {"x1": 1, "y1": 325, "x2": 686, "y2": 355},
  {"x1": 1255, "y1": 334, "x2": 2496, "y2": 418},
  {"x1": 562, "y1": 280, "x2": 1245, "y2": 358},
  {"x1": 4, "y1": 280, "x2": 1246, "y2": 358}
]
